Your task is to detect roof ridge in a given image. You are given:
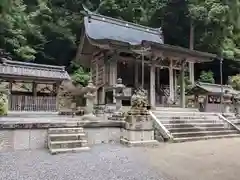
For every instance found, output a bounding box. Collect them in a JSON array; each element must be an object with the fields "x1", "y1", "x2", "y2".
[
  {"x1": 198, "y1": 82, "x2": 233, "y2": 88},
  {"x1": 1, "y1": 59, "x2": 65, "y2": 71},
  {"x1": 93, "y1": 13, "x2": 161, "y2": 33},
  {"x1": 83, "y1": 7, "x2": 162, "y2": 36}
]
